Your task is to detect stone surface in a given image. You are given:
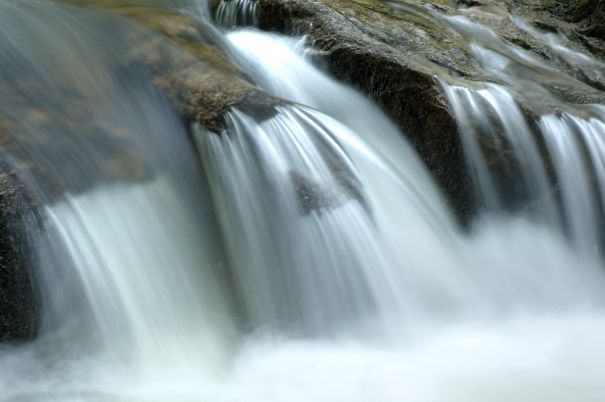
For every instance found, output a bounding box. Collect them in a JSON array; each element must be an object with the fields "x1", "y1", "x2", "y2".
[{"x1": 0, "y1": 164, "x2": 40, "y2": 343}]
